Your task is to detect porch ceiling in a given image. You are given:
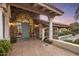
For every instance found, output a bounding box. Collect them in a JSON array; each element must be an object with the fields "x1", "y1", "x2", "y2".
[{"x1": 10, "y1": 3, "x2": 64, "y2": 18}]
